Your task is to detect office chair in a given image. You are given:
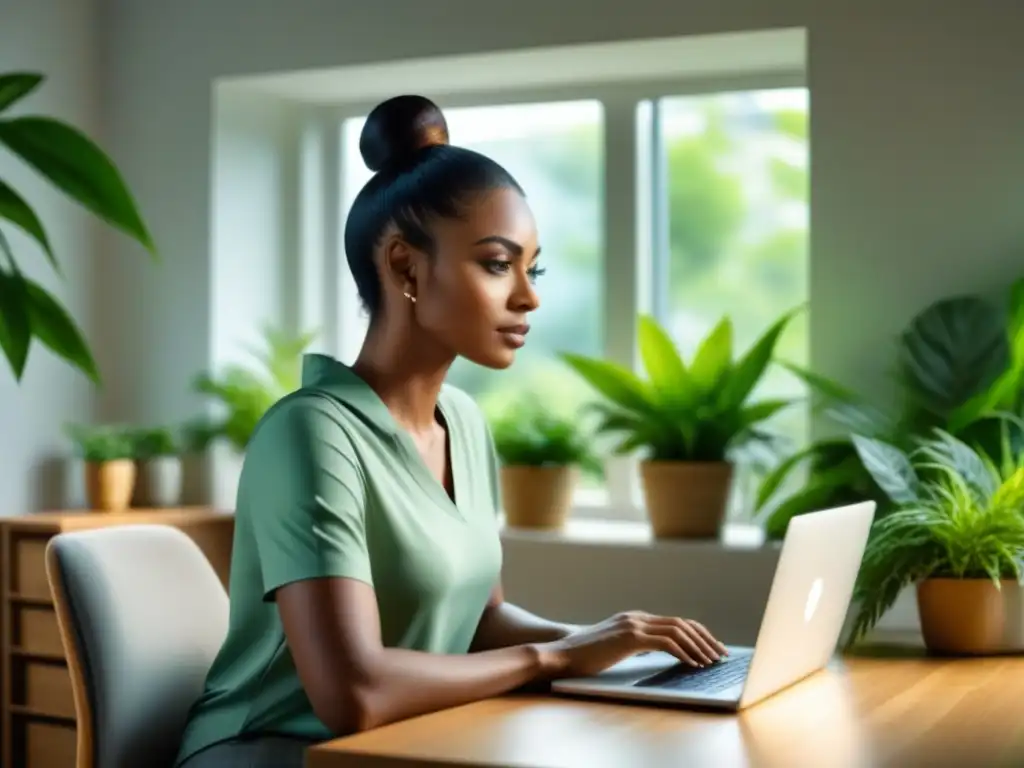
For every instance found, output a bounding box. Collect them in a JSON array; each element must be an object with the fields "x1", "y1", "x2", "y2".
[{"x1": 45, "y1": 525, "x2": 229, "y2": 768}]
